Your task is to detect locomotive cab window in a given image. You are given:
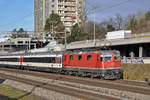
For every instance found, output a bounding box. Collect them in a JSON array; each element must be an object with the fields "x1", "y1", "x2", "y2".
[
  {"x1": 78, "y1": 55, "x2": 82, "y2": 60},
  {"x1": 104, "y1": 55, "x2": 112, "y2": 62},
  {"x1": 101, "y1": 55, "x2": 112, "y2": 62},
  {"x1": 70, "y1": 55, "x2": 73, "y2": 60},
  {"x1": 87, "y1": 55, "x2": 92, "y2": 60},
  {"x1": 114, "y1": 55, "x2": 120, "y2": 61}
]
